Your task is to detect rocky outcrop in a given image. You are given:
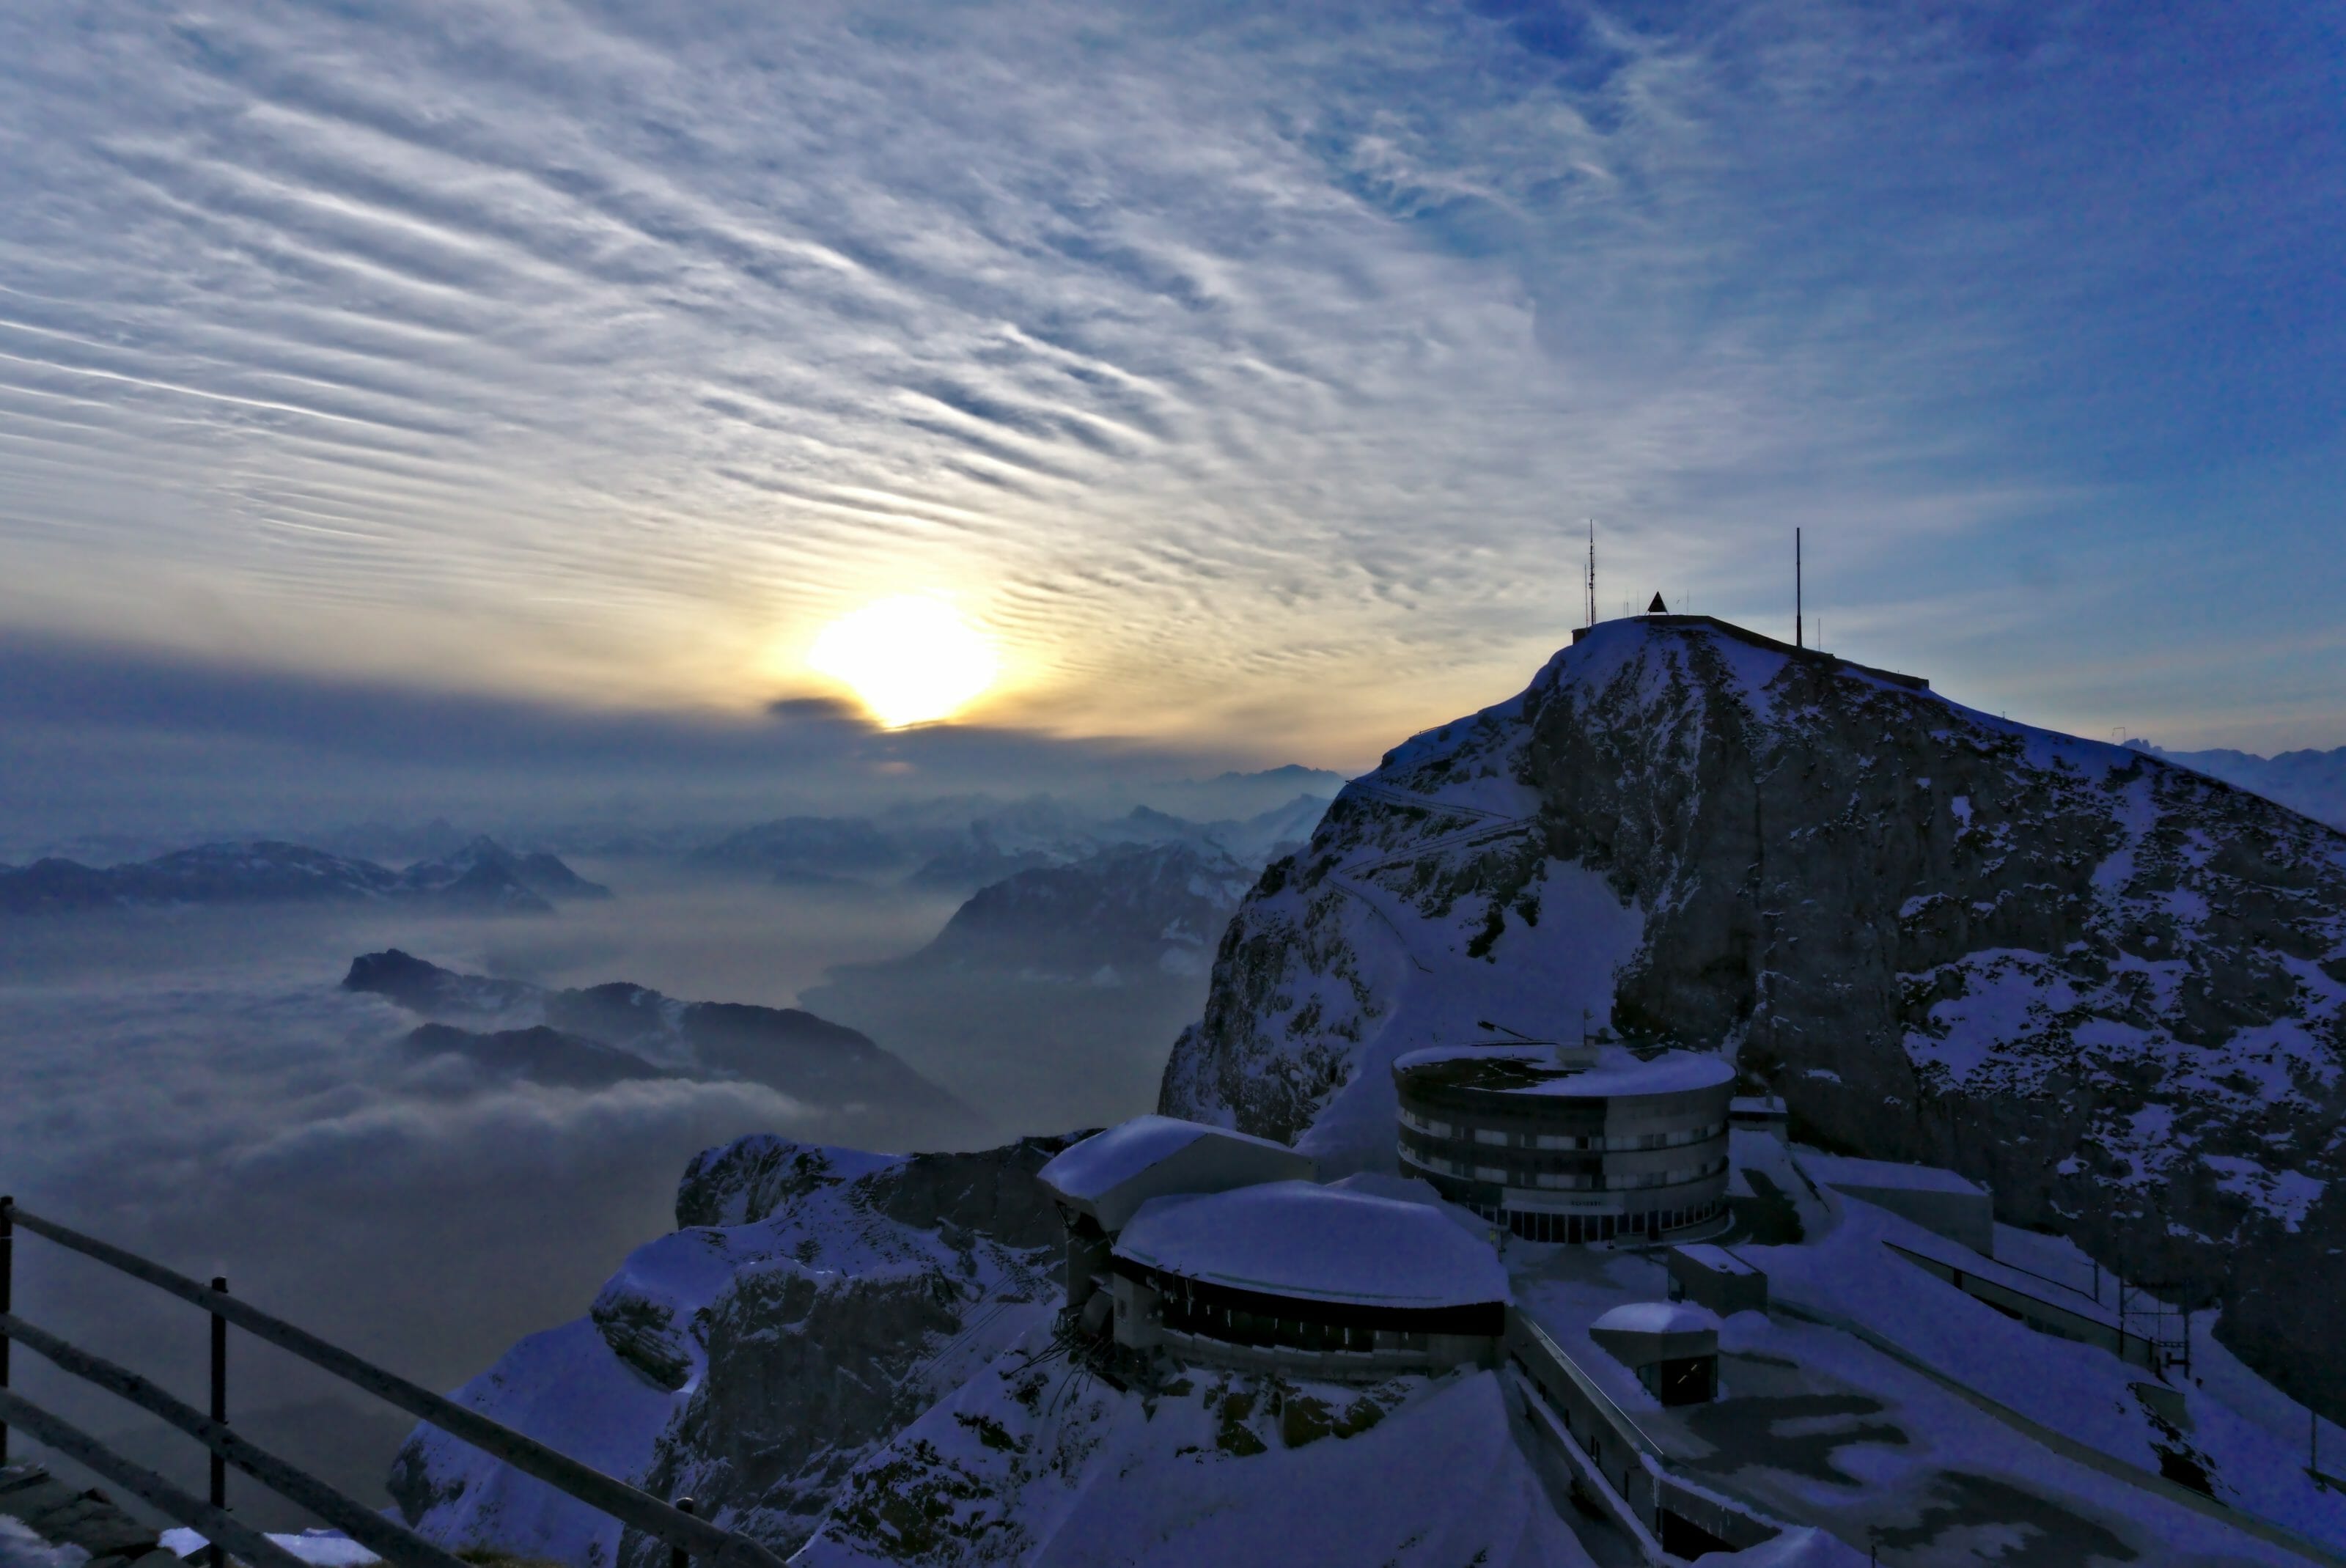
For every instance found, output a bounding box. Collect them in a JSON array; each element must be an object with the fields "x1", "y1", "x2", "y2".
[
  {"x1": 1161, "y1": 615, "x2": 2346, "y2": 1417},
  {"x1": 400, "y1": 1023, "x2": 673, "y2": 1089},
  {"x1": 391, "y1": 1137, "x2": 1073, "y2": 1567},
  {"x1": 345, "y1": 952, "x2": 977, "y2": 1132}
]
